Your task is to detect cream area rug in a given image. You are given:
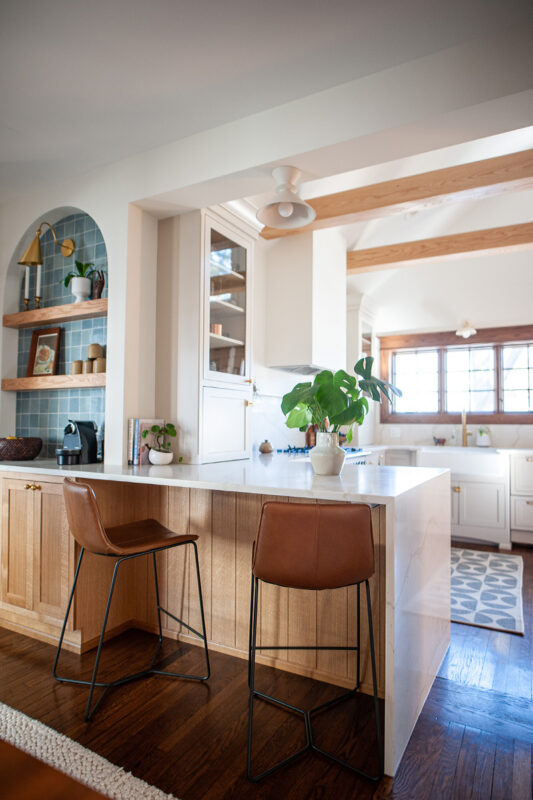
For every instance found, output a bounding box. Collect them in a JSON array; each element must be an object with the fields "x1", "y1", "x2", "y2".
[
  {"x1": 451, "y1": 548, "x2": 524, "y2": 635},
  {"x1": 0, "y1": 702, "x2": 178, "y2": 800}
]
